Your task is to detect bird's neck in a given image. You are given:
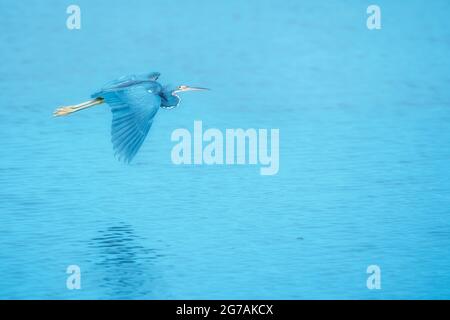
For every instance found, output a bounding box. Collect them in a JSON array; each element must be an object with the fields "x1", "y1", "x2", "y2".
[{"x1": 161, "y1": 92, "x2": 180, "y2": 109}]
